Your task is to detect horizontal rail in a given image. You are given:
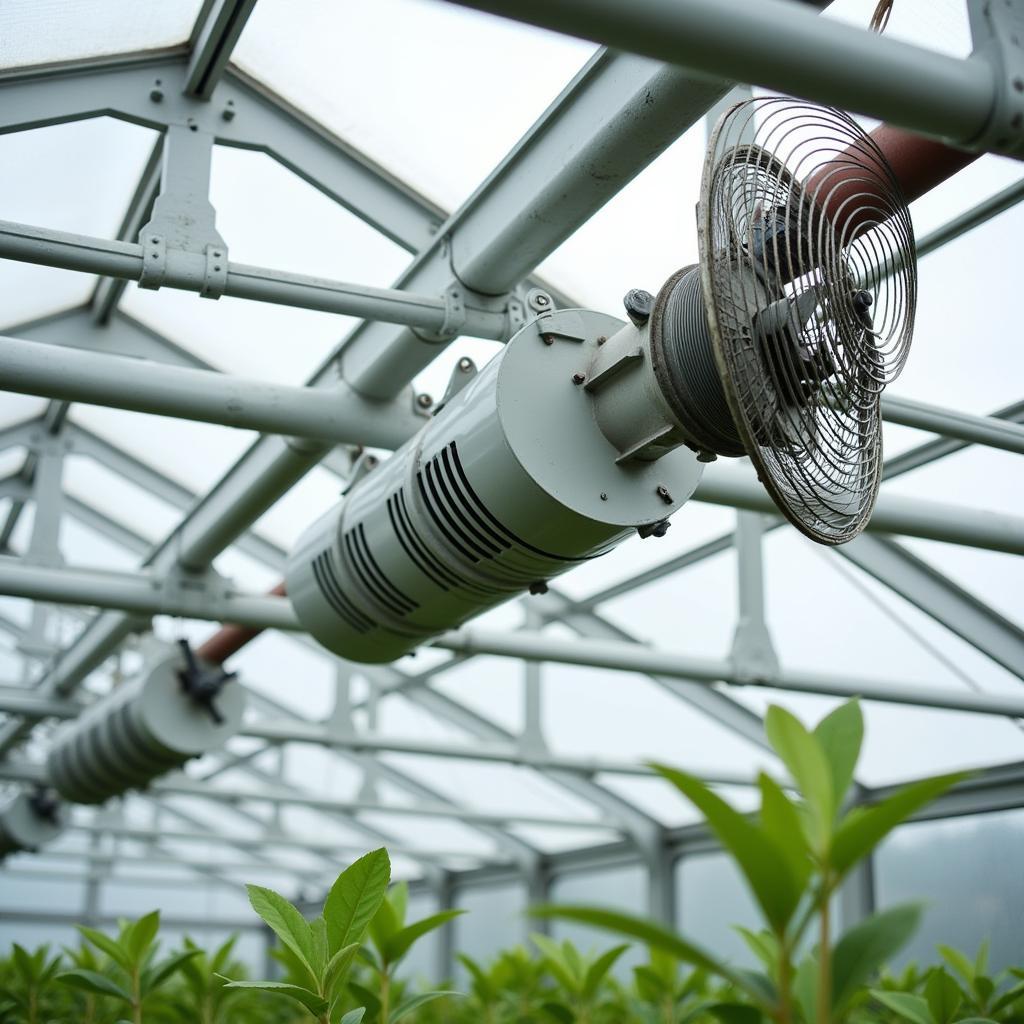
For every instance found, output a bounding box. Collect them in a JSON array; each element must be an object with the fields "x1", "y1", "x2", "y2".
[
  {"x1": 0, "y1": 219, "x2": 508, "y2": 339},
  {"x1": 881, "y1": 394, "x2": 1024, "y2": 456},
  {"x1": 0, "y1": 334, "x2": 425, "y2": 448},
  {"x1": 441, "y1": 0, "x2": 1001, "y2": 150},
  {"x1": 2, "y1": 560, "x2": 1021, "y2": 718}
]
